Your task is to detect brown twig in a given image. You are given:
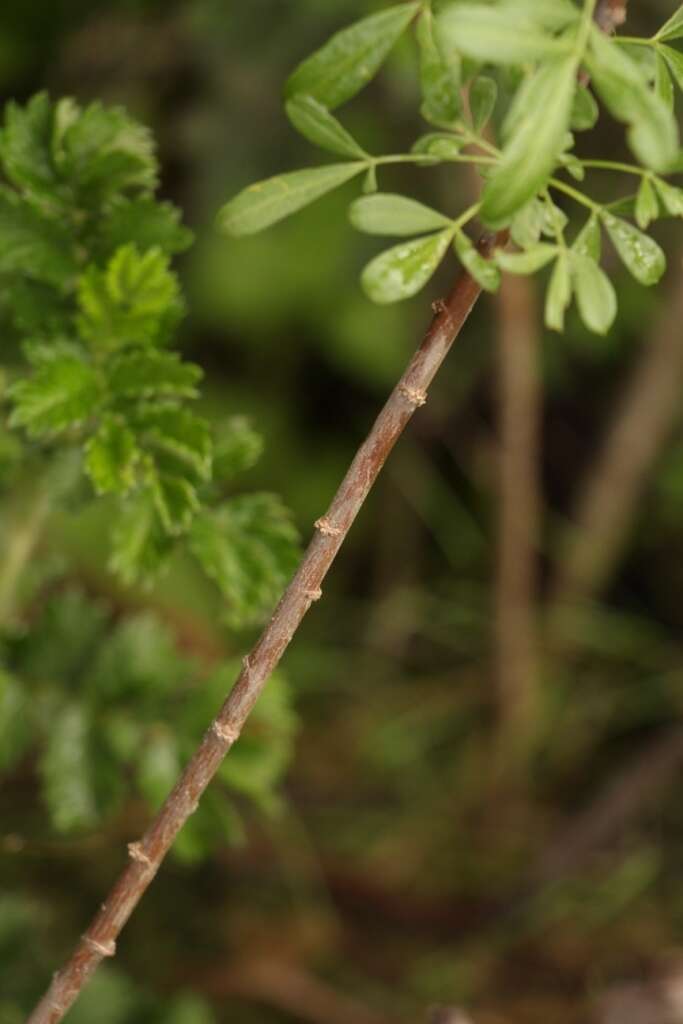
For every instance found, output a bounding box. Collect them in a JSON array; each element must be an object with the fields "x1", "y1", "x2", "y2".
[
  {"x1": 595, "y1": 0, "x2": 628, "y2": 34},
  {"x1": 494, "y1": 273, "x2": 541, "y2": 751},
  {"x1": 27, "y1": 232, "x2": 506, "y2": 1024}
]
